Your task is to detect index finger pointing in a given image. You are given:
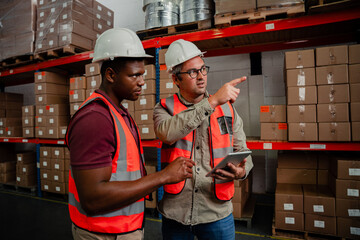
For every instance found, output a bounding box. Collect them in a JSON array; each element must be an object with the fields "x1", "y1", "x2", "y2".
[{"x1": 229, "y1": 76, "x2": 247, "y2": 87}]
